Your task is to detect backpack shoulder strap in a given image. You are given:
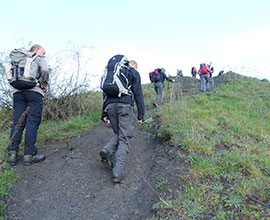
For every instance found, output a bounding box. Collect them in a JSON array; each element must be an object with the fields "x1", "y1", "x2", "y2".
[
  {"x1": 14, "y1": 48, "x2": 28, "y2": 55},
  {"x1": 31, "y1": 54, "x2": 39, "y2": 61}
]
